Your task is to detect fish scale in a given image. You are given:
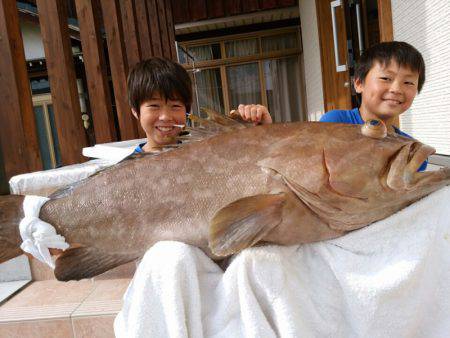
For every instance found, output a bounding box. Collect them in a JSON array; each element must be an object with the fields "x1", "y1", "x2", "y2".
[{"x1": 1, "y1": 119, "x2": 449, "y2": 280}]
